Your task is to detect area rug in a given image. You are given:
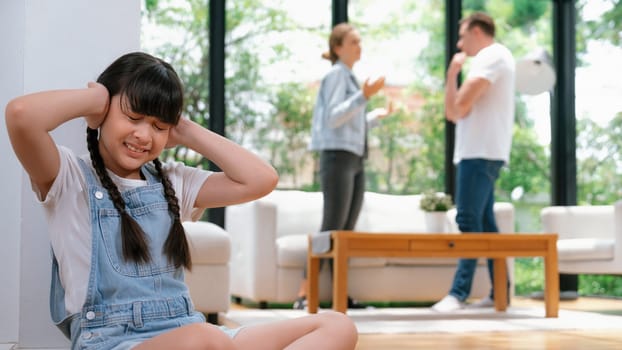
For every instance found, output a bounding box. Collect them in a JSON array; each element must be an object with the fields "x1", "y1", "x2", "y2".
[{"x1": 223, "y1": 307, "x2": 622, "y2": 334}]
